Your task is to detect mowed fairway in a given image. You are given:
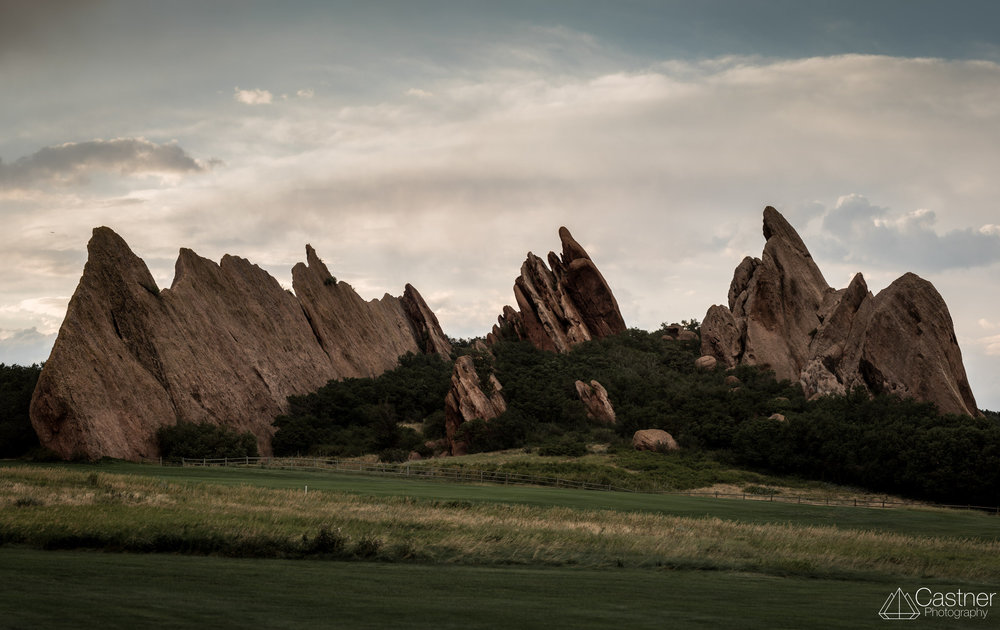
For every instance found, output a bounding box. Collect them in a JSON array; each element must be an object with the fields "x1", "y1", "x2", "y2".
[
  {"x1": 0, "y1": 547, "x2": 989, "y2": 630},
  {"x1": 2, "y1": 461, "x2": 999, "y2": 628}
]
